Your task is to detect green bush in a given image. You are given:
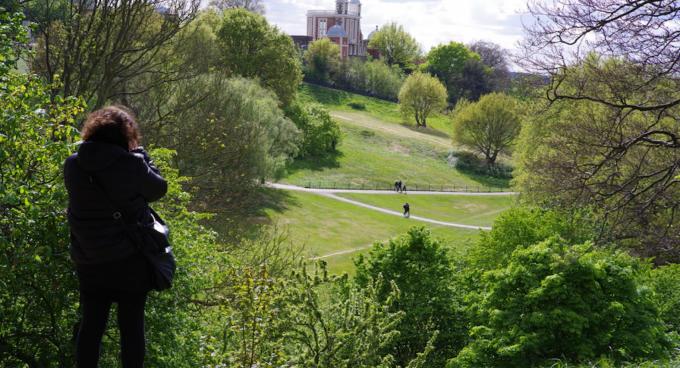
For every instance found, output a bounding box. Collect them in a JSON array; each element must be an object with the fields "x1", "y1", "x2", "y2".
[
  {"x1": 286, "y1": 100, "x2": 341, "y2": 158},
  {"x1": 450, "y1": 238, "x2": 671, "y2": 368},
  {"x1": 347, "y1": 101, "x2": 366, "y2": 110},
  {"x1": 450, "y1": 151, "x2": 513, "y2": 179},
  {"x1": 650, "y1": 264, "x2": 680, "y2": 336},
  {"x1": 355, "y1": 227, "x2": 467, "y2": 367}
]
